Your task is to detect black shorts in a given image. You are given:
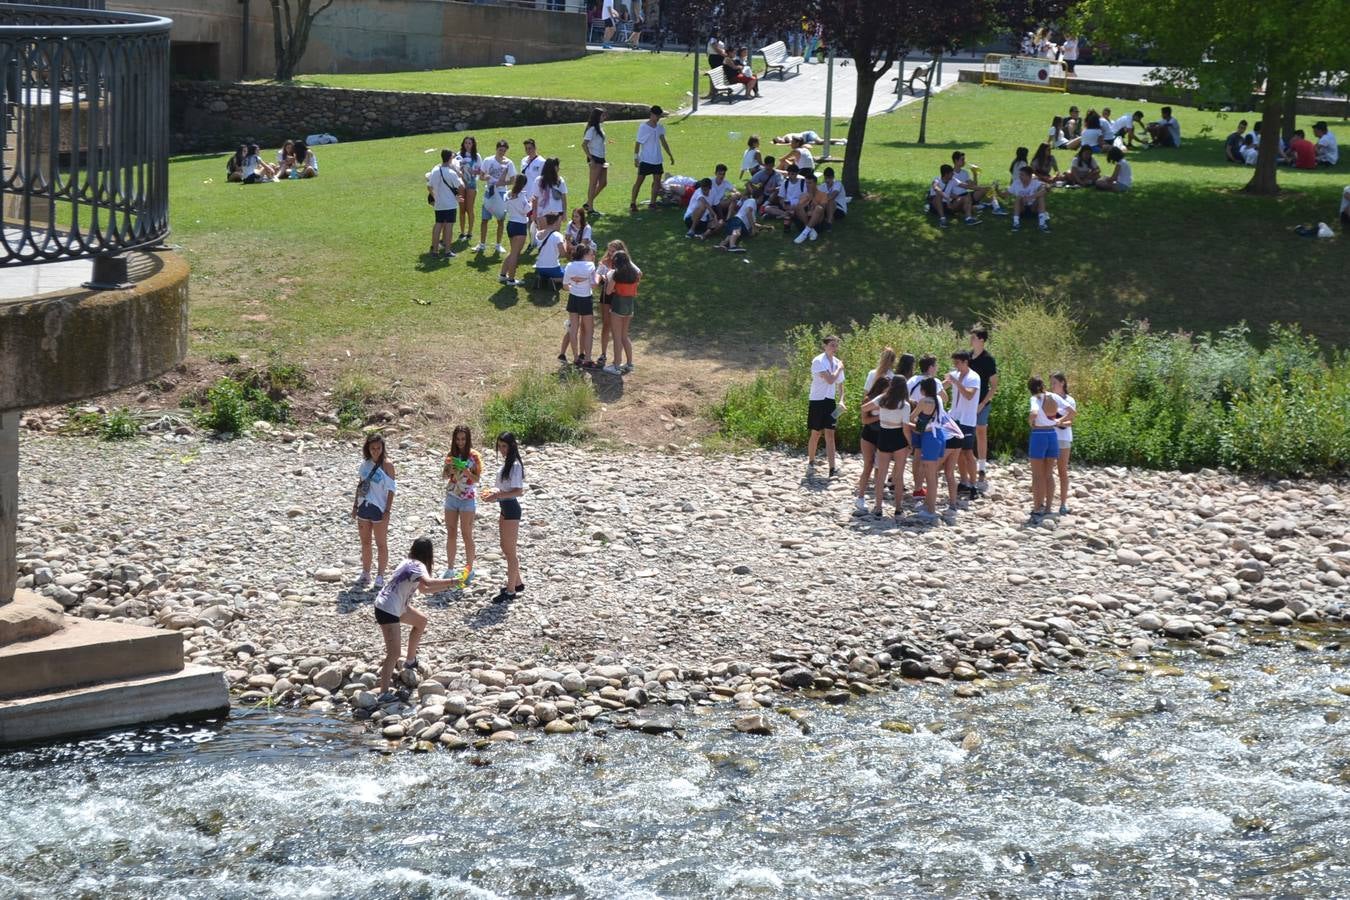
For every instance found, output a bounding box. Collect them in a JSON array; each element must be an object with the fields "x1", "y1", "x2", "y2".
[
  {"x1": 566, "y1": 293, "x2": 594, "y2": 316},
  {"x1": 807, "y1": 398, "x2": 837, "y2": 431},
  {"x1": 945, "y1": 435, "x2": 964, "y2": 451},
  {"x1": 638, "y1": 161, "x2": 664, "y2": 177},
  {"x1": 435, "y1": 208, "x2": 456, "y2": 224},
  {"x1": 590, "y1": 156, "x2": 606, "y2": 166},
  {"x1": 374, "y1": 607, "x2": 400, "y2": 626},
  {"x1": 832, "y1": 208, "x2": 846, "y2": 219},
  {"x1": 860, "y1": 422, "x2": 880, "y2": 445},
  {"x1": 603, "y1": 16, "x2": 614, "y2": 27},
  {"x1": 686, "y1": 217, "x2": 709, "y2": 235},
  {"x1": 506, "y1": 220, "x2": 528, "y2": 238},
  {"x1": 958, "y1": 425, "x2": 976, "y2": 450},
  {"x1": 877, "y1": 427, "x2": 906, "y2": 453},
  {"x1": 499, "y1": 498, "x2": 522, "y2": 520}
]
